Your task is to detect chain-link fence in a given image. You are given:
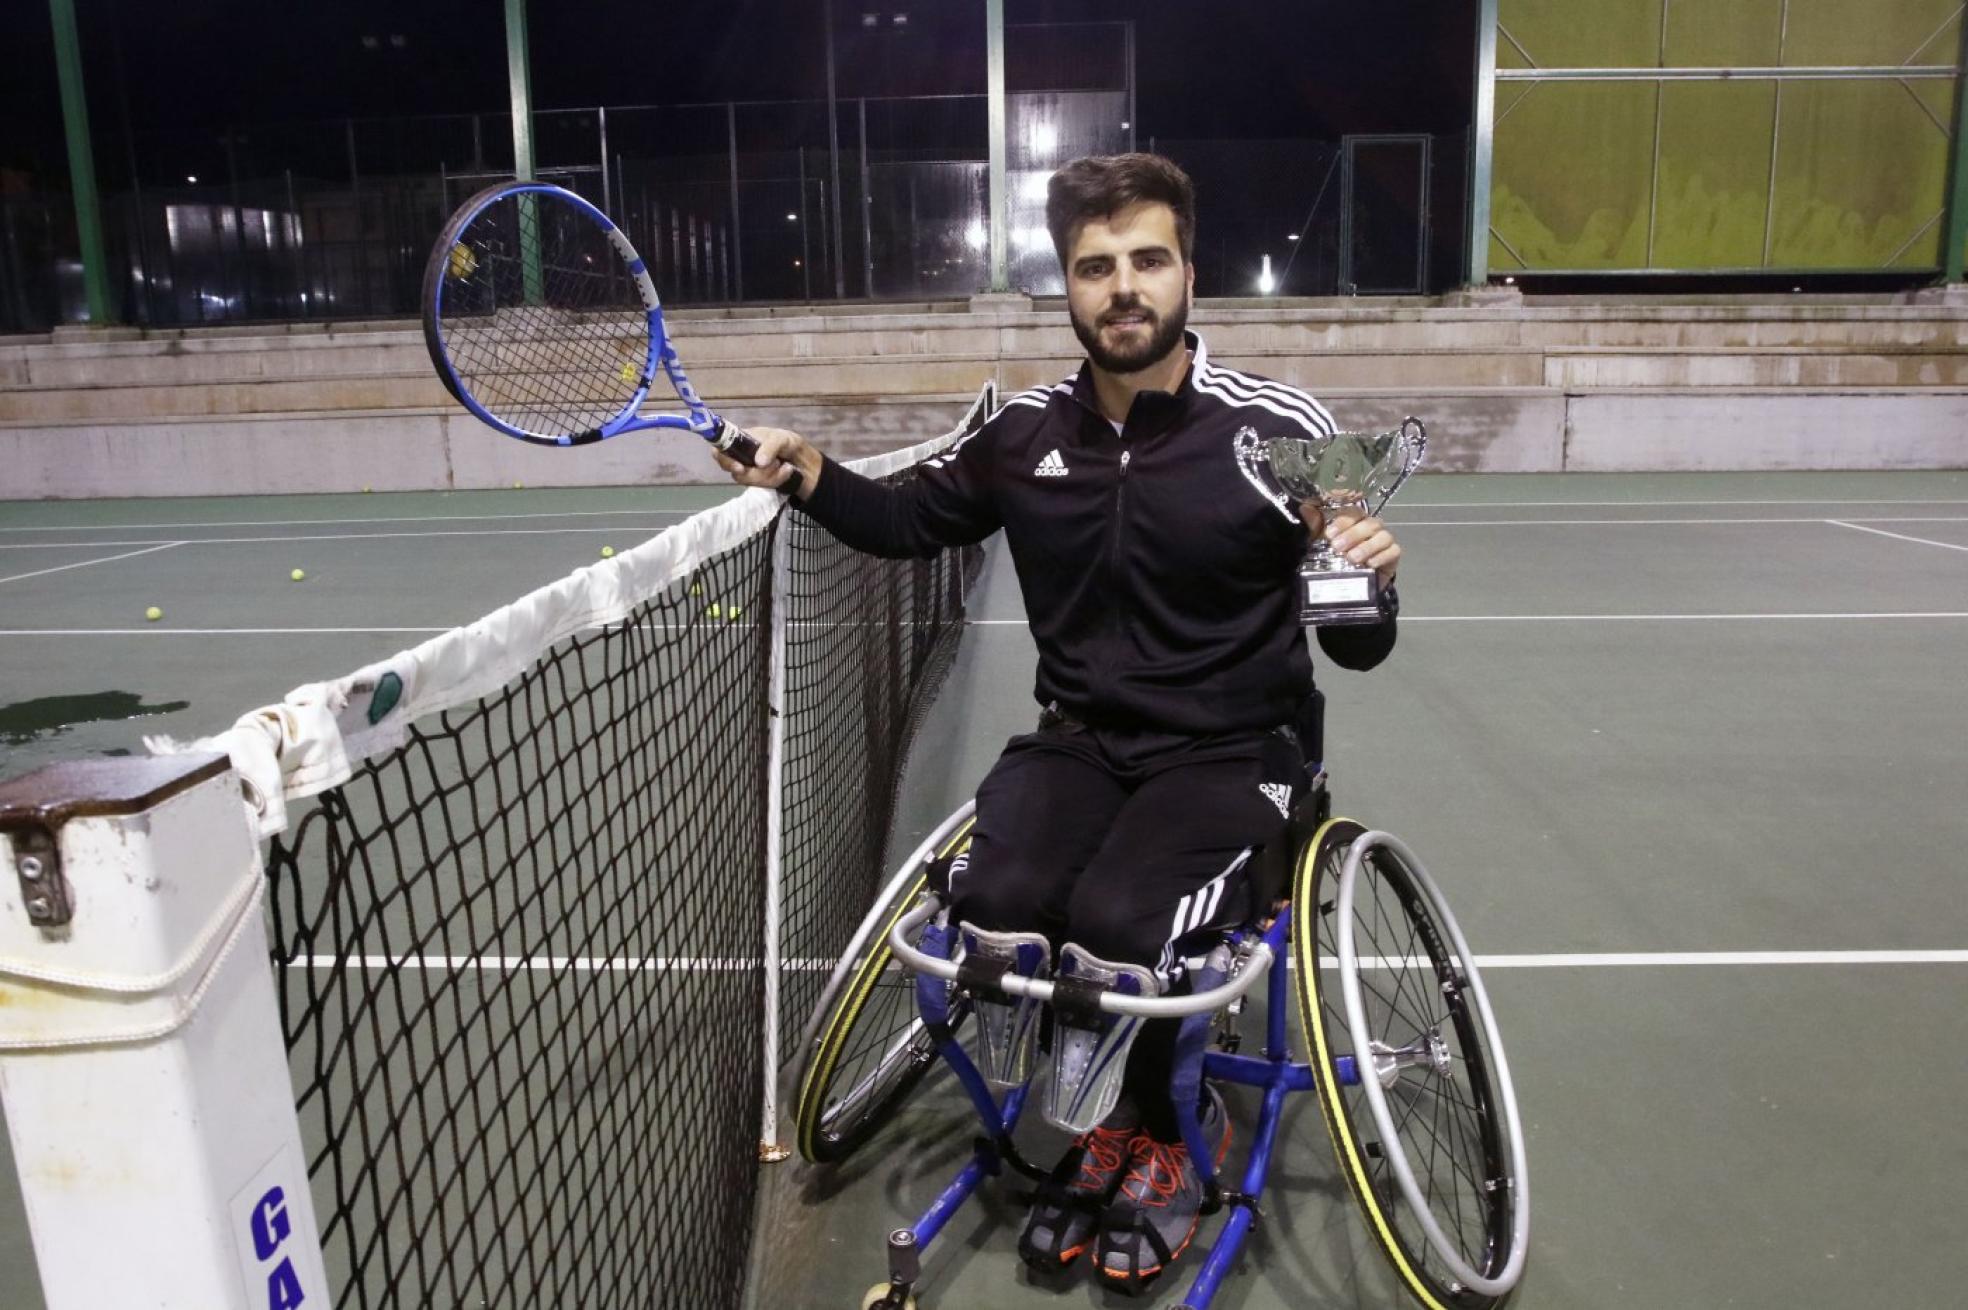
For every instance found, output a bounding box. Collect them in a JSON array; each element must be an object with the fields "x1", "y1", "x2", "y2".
[{"x1": 3, "y1": 17, "x2": 1457, "y2": 330}]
